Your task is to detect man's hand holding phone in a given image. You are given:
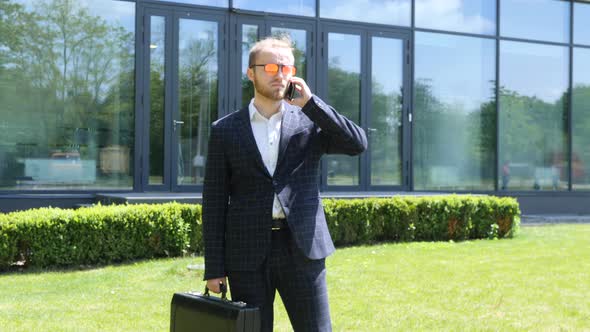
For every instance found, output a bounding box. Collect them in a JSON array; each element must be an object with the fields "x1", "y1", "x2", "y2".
[{"x1": 284, "y1": 77, "x2": 312, "y2": 108}]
